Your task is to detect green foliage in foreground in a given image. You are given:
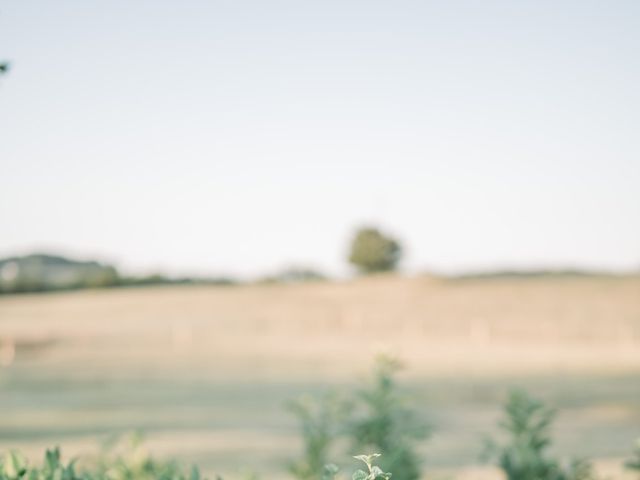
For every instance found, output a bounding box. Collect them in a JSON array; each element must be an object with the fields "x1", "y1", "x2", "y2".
[
  {"x1": 4, "y1": 369, "x2": 640, "y2": 480},
  {"x1": 290, "y1": 356, "x2": 427, "y2": 480},
  {"x1": 348, "y1": 357, "x2": 427, "y2": 480},
  {"x1": 0, "y1": 445, "x2": 393, "y2": 480},
  {"x1": 351, "y1": 454, "x2": 391, "y2": 480},
  {"x1": 627, "y1": 439, "x2": 640, "y2": 474},
  {"x1": 0, "y1": 440, "x2": 201, "y2": 480},
  {"x1": 287, "y1": 392, "x2": 352, "y2": 480},
  {"x1": 484, "y1": 390, "x2": 595, "y2": 480}
]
